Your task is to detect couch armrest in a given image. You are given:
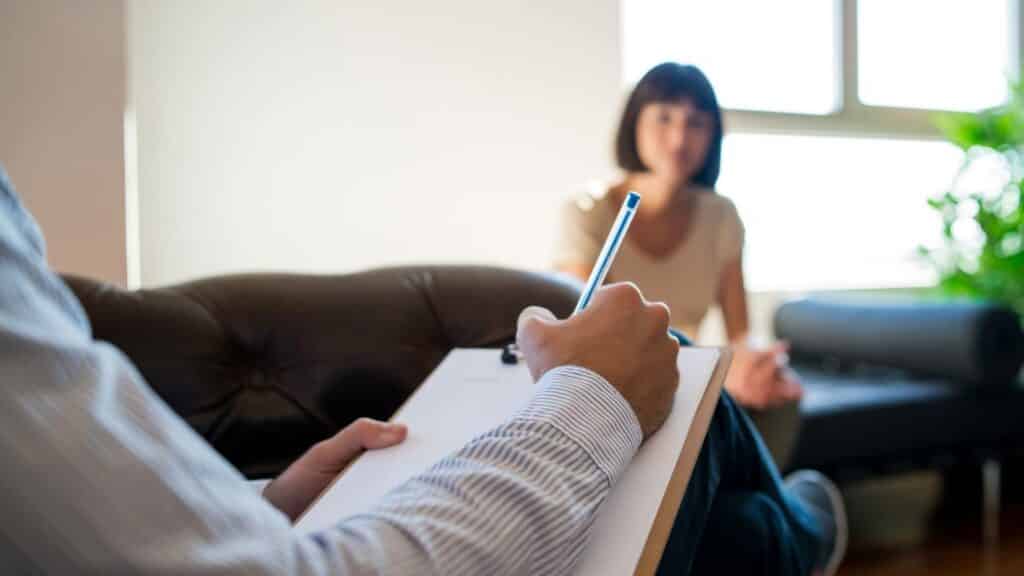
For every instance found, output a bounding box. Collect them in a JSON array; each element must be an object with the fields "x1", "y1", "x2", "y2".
[{"x1": 62, "y1": 266, "x2": 581, "y2": 478}]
